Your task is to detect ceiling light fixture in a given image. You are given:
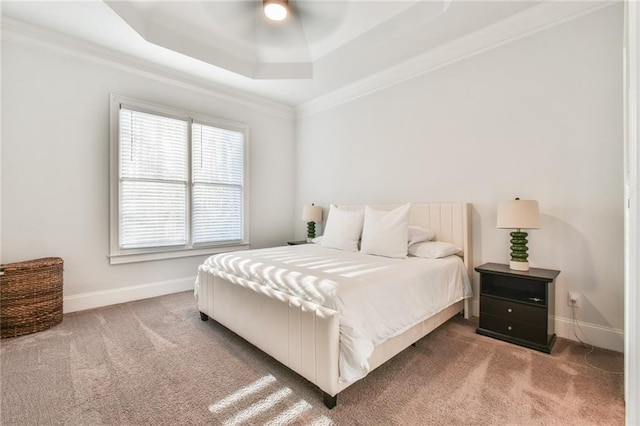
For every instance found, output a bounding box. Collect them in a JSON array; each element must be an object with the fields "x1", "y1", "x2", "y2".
[{"x1": 264, "y1": 0, "x2": 288, "y2": 21}]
